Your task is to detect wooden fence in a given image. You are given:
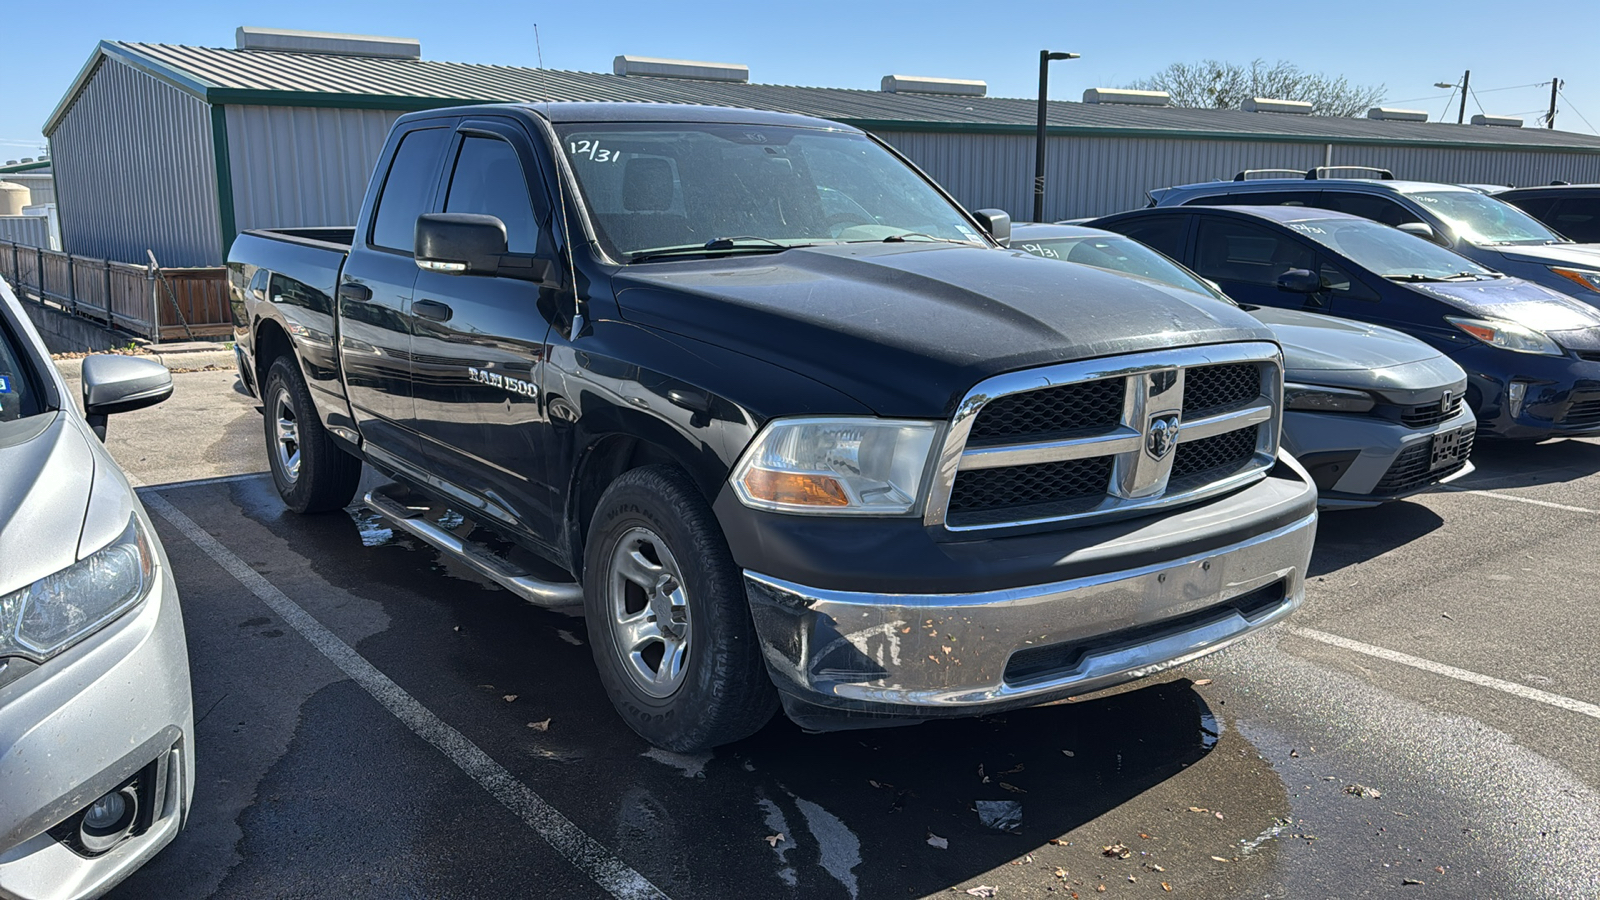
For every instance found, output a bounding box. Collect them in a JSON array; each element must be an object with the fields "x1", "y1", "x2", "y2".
[{"x1": 0, "y1": 239, "x2": 234, "y2": 342}]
